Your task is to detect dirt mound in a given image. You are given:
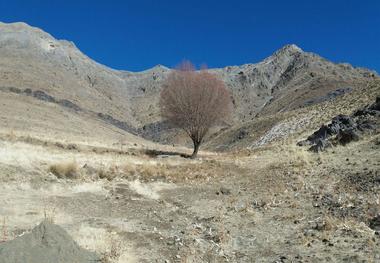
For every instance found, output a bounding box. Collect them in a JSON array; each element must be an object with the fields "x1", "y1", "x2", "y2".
[
  {"x1": 298, "y1": 97, "x2": 380, "y2": 152},
  {"x1": 0, "y1": 221, "x2": 99, "y2": 263}
]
